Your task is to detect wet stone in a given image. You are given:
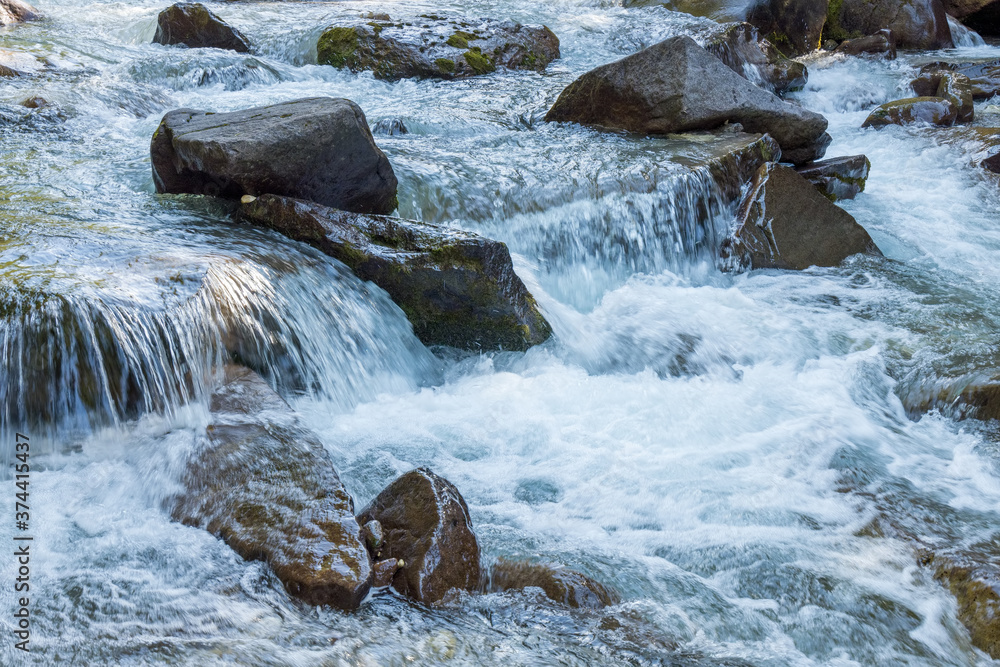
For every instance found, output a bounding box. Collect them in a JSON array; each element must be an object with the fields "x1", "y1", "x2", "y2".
[
  {"x1": 489, "y1": 559, "x2": 621, "y2": 609},
  {"x1": 795, "y1": 154, "x2": 871, "y2": 201},
  {"x1": 699, "y1": 22, "x2": 808, "y2": 94},
  {"x1": 862, "y1": 97, "x2": 959, "y2": 128},
  {"x1": 153, "y1": 3, "x2": 251, "y2": 53}
]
